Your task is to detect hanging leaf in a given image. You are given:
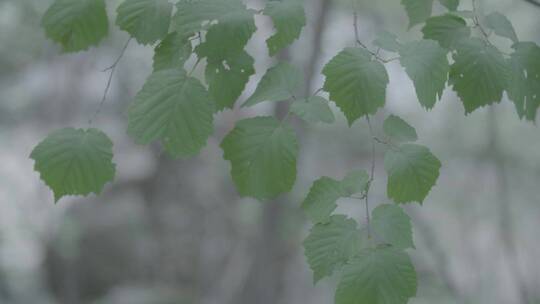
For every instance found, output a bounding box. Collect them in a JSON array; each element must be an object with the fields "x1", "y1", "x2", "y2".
[
  {"x1": 507, "y1": 42, "x2": 540, "y2": 121},
  {"x1": 302, "y1": 170, "x2": 369, "y2": 223},
  {"x1": 116, "y1": 0, "x2": 172, "y2": 45},
  {"x1": 30, "y1": 128, "x2": 116, "y2": 202},
  {"x1": 399, "y1": 40, "x2": 450, "y2": 109},
  {"x1": 401, "y1": 0, "x2": 433, "y2": 28},
  {"x1": 42, "y1": 0, "x2": 108, "y2": 52},
  {"x1": 264, "y1": 0, "x2": 306, "y2": 56},
  {"x1": 290, "y1": 96, "x2": 335, "y2": 124},
  {"x1": 335, "y1": 247, "x2": 417, "y2": 304},
  {"x1": 153, "y1": 32, "x2": 192, "y2": 71},
  {"x1": 449, "y1": 38, "x2": 509, "y2": 114},
  {"x1": 303, "y1": 215, "x2": 361, "y2": 283},
  {"x1": 385, "y1": 144, "x2": 441, "y2": 204},
  {"x1": 383, "y1": 115, "x2": 418, "y2": 143},
  {"x1": 323, "y1": 47, "x2": 388, "y2": 125},
  {"x1": 221, "y1": 117, "x2": 298, "y2": 200},
  {"x1": 372, "y1": 204, "x2": 414, "y2": 250},
  {"x1": 243, "y1": 62, "x2": 303, "y2": 107},
  {"x1": 422, "y1": 14, "x2": 470, "y2": 49},
  {"x1": 127, "y1": 69, "x2": 214, "y2": 157},
  {"x1": 373, "y1": 30, "x2": 402, "y2": 52},
  {"x1": 484, "y1": 12, "x2": 518, "y2": 43}
]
